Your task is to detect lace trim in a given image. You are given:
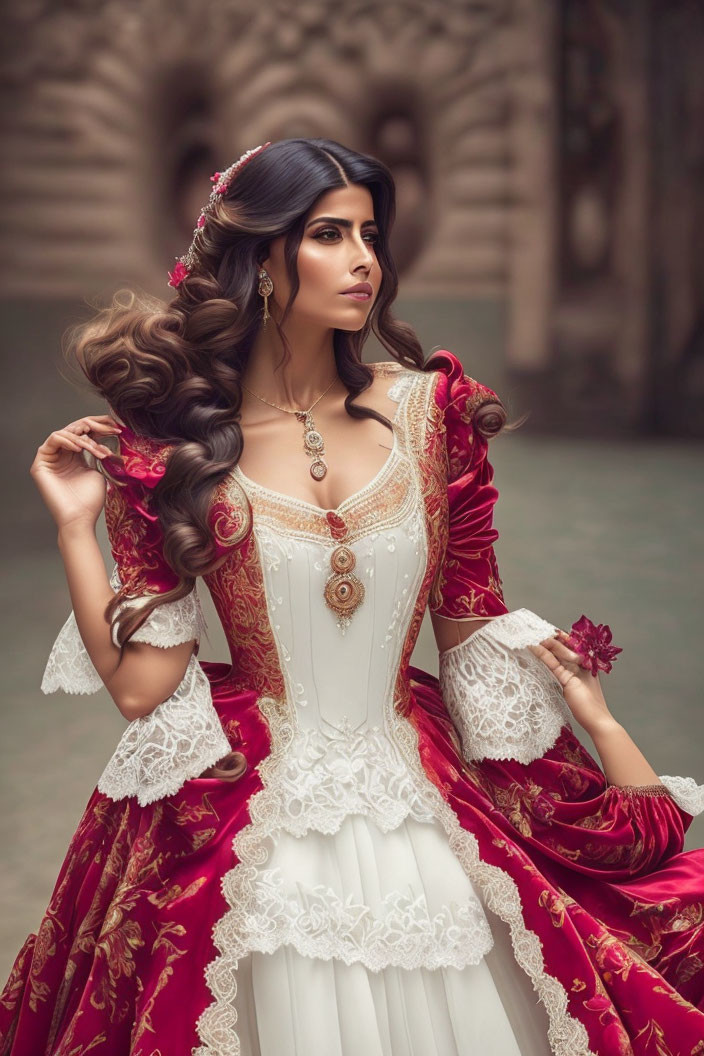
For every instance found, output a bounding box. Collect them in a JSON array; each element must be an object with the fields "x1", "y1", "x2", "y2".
[
  {"x1": 265, "y1": 721, "x2": 439, "y2": 837},
  {"x1": 40, "y1": 563, "x2": 207, "y2": 695},
  {"x1": 657, "y1": 775, "x2": 704, "y2": 816},
  {"x1": 386, "y1": 370, "x2": 418, "y2": 406},
  {"x1": 96, "y1": 651, "x2": 232, "y2": 806},
  {"x1": 40, "y1": 610, "x2": 106, "y2": 695},
  {"x1": 439, "y1": 608, "x2": 573, "y2": 764},
  {"x1": 239, "y1": 871, "x2": 494, "y2": 972}
]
